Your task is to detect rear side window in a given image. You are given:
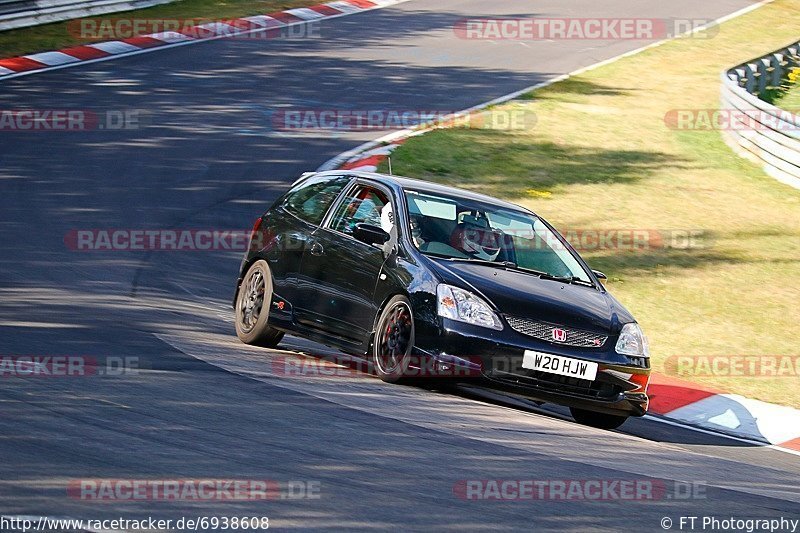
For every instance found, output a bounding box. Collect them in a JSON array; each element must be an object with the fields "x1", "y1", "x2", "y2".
[{"x1": 281, "y1": 175, "x2": 350, "y2": 225}]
